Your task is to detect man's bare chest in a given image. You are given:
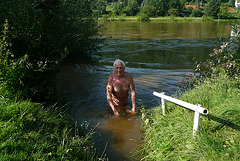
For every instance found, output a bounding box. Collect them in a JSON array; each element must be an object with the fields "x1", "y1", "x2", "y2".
[{"x1": 113, "y1": 78, "x2": 129, "y2": 92}]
